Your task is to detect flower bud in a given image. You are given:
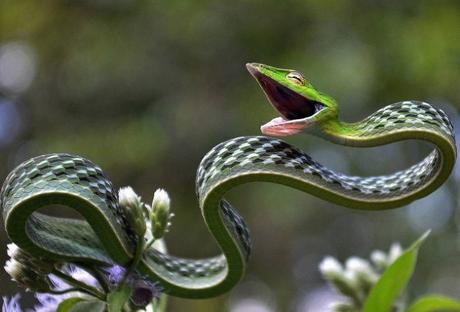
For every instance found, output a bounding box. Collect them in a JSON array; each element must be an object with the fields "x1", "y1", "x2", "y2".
[
  {"x1": 345, "y1": 257, "x2": 379, "y2": 288},
  {"x1": 119, "y1": 186, "x2": 142, "y2": 209},
  {"x1": 319, "y1": 256, "x2": 343, "y2": 280},
  {"x1": 319, "y1": 256, "x2": 361, "y2": 304},
  {"x1": 150, "y1": 189, "x2": 173, "y2": 239},
  {"x1": 119, "y1": 187, "x2": 146, "y2": 237},
  {"x1": 4, "y1": 259, "x2": 51, "y2": 292},
  {"x1": 129, "y1": 279, "x2": 162, "y2": 308},
  {"x1": 388, "y1": 243, "x2": 403, "y2": 264},
  {"x1": 370, "y1": 250, "x2": 387, "y2": 270},
  {"x1": 7, "y1": 243, "x2": 55, "y2": 274}
]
